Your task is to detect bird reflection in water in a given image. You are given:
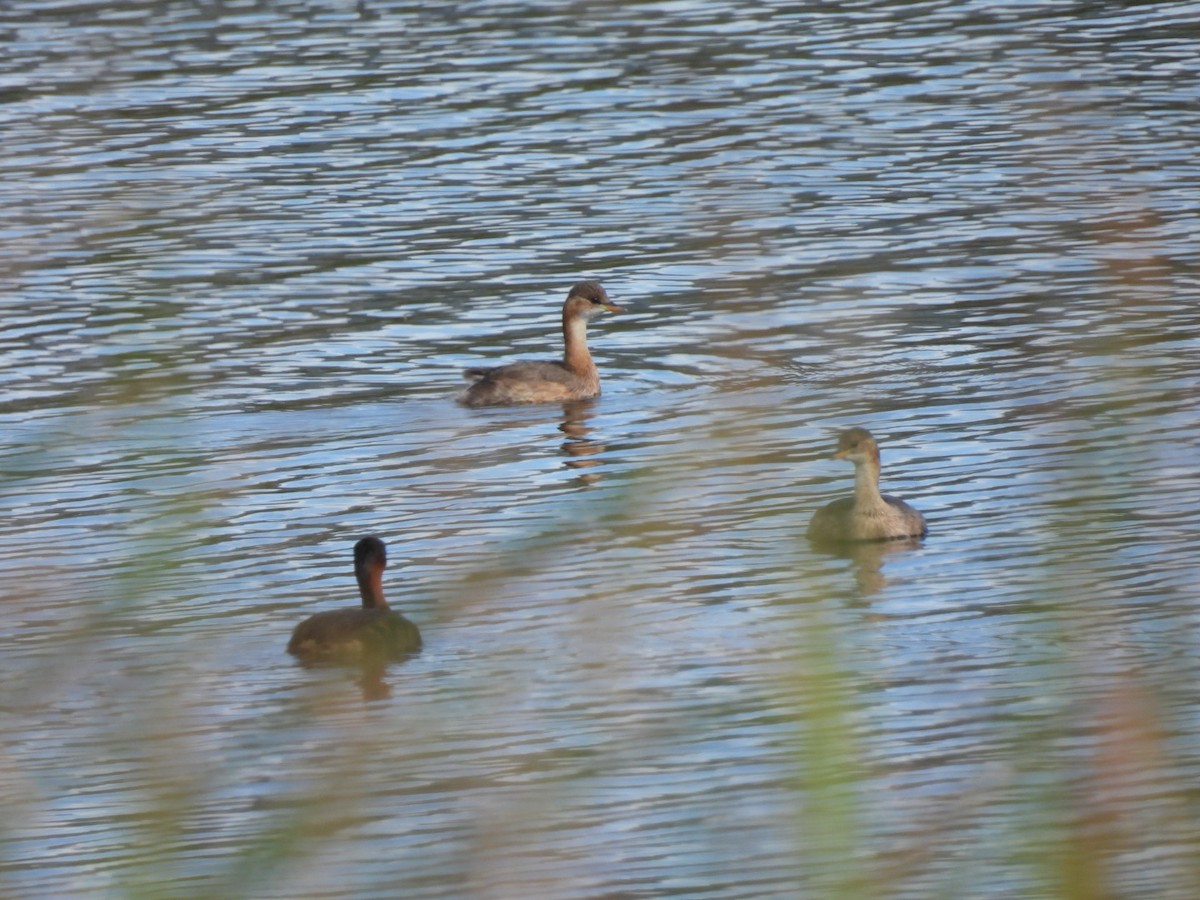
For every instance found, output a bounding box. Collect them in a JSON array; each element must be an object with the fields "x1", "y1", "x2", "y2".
[
  {"x1": 357, "y1": 663, "x2": 394, "y2": 700},
  {"x1": 813, "y1": 537, "x2": 924, "y2": 600},
  {"x1": 559, "y1": 399, "x2": 607, "y2": 484}
]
